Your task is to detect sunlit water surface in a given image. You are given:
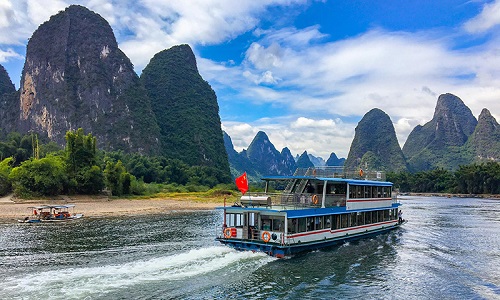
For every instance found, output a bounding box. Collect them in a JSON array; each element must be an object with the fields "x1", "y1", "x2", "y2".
[{"x1": 1, "y1": 197, "x2": 499, "y2": 299}]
